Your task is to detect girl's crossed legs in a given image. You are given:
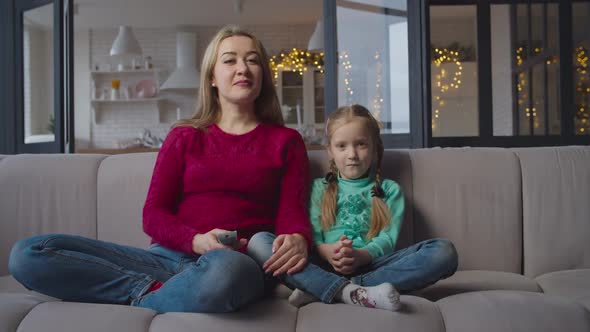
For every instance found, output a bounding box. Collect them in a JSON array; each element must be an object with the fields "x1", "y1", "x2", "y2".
[{"x1": 247, "y1": 232, "x2": 457, "y2": 308}]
